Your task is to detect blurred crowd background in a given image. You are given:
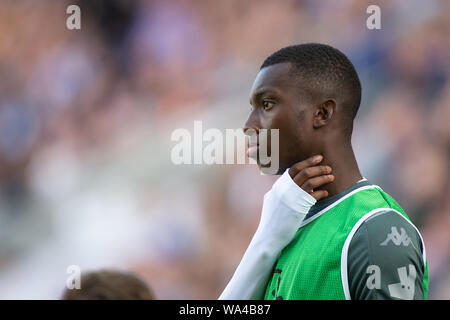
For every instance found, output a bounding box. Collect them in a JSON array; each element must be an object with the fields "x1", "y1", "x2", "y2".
[{"x1": 0, "y1": 0, "x2": 448, "y2": 299}]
